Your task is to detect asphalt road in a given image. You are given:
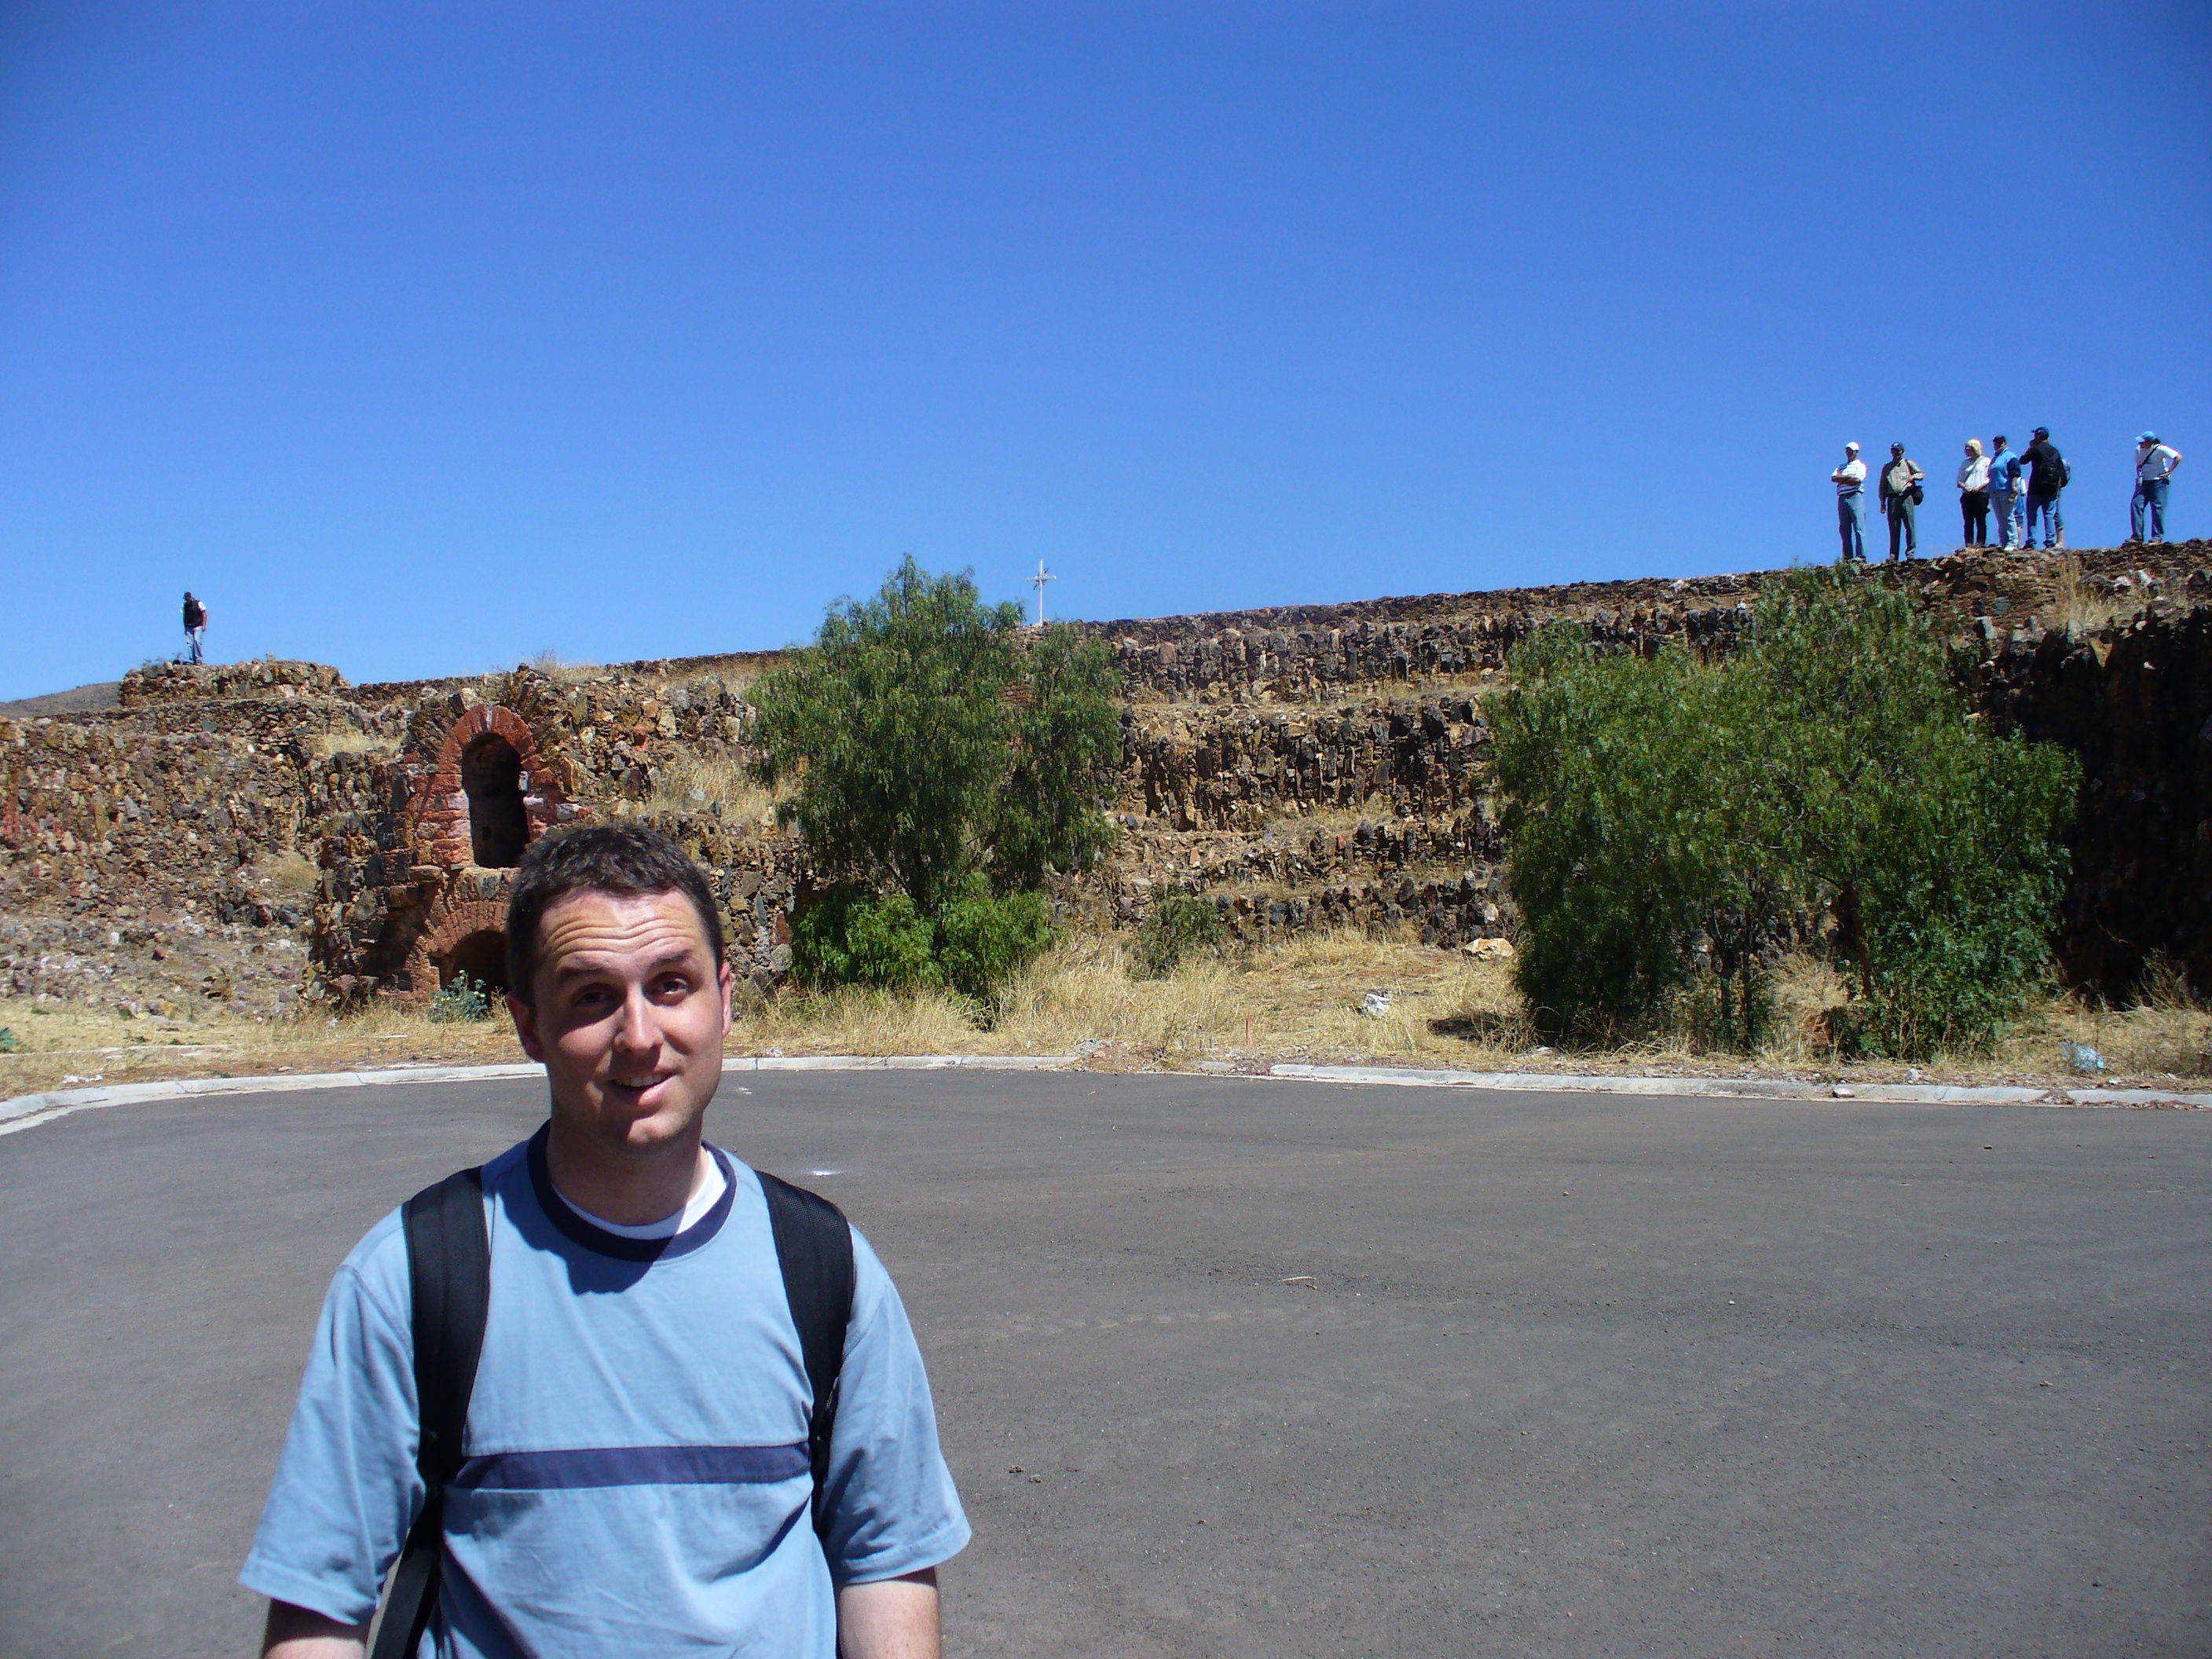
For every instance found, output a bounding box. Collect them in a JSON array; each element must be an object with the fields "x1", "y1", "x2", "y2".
[{"x1": 2, "y1": 1071, "x2": 2207, "y2": 1657}]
